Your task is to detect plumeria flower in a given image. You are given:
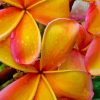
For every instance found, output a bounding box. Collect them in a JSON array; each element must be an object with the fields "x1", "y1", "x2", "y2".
[
  {"x1": 85, "y1": 0, "x2": 100, "y2": 36},
  {"x1": 73, "y1": 0, "x2": 100, "y2": 76},
  {"x1": 0, "y1": 0, "x2": 69, "y2": 65},
  {"x1": 0, "y1": 18, "x2": 93, "y2": 100},
  {"x1": 83, "y1": 0, "x2": 100, "y2": 76}
]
